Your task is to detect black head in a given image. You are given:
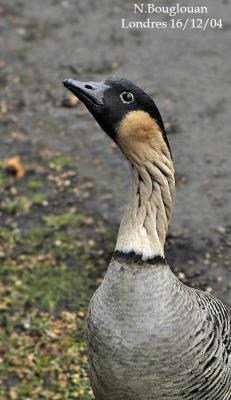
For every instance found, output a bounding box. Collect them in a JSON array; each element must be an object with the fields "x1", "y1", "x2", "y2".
[{"x1": 63, "y1": 76, "x2": 171, "y2": 154}]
